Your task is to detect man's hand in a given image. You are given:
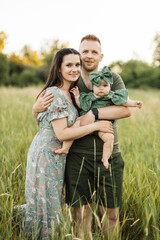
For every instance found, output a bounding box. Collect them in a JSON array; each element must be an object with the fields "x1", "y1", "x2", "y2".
[
  {"x1": 33, "y1": 90, "x2": 54, "y2": 113},
  {"x1": 76, "y1": 110, "x2": 96, "y2": 126}
]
